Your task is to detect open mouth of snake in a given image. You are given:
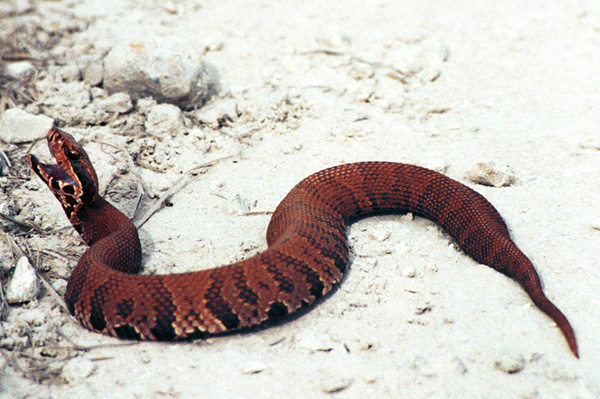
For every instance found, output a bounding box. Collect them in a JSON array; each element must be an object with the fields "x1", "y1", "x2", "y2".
[{"x1": 29, "y1": 154, "x2": 78, "y2": 188}]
